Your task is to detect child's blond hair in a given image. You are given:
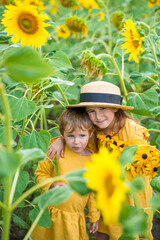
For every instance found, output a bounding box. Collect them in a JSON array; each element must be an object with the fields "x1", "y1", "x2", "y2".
[{"x1": 59, "y1": 107, "x2": 94, "y2": 136}]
